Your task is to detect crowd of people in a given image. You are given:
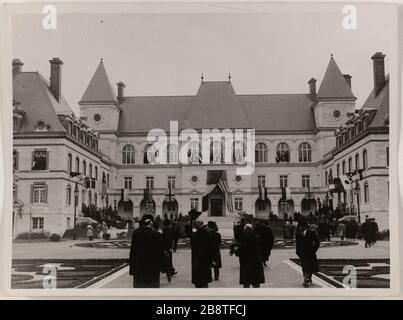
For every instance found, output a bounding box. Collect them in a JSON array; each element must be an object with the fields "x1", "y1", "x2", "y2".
[{"x1": 128, "y1": 210, "x2": 380, "y2": 288}]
